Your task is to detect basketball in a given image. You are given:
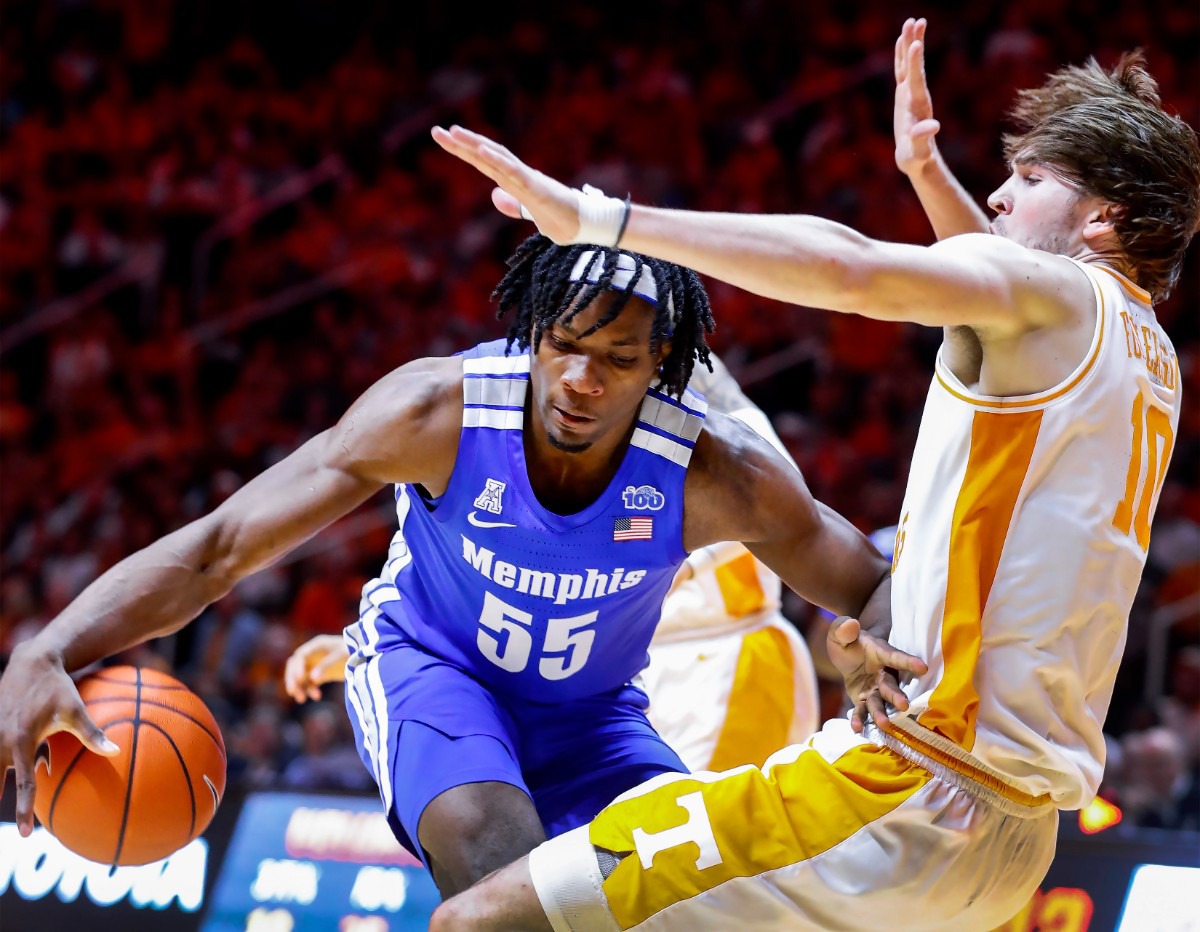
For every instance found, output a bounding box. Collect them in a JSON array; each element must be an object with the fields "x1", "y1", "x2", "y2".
[{"x1": 32, "y1": 666, "x2": 227, "y2": 866}]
